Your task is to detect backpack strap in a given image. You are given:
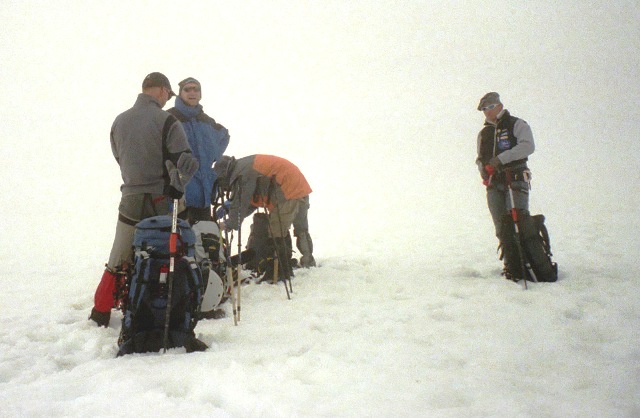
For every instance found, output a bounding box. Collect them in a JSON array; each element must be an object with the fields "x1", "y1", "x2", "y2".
[
  {"x1": 141, "y1": 193, "x2": 159, "y2": 219},
  {"x1": 266, "y1": 176, "x2": 276, "y2": 207},
  {"x1": 532, "y1": 215, "x2": 552, "y2": 255}
]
